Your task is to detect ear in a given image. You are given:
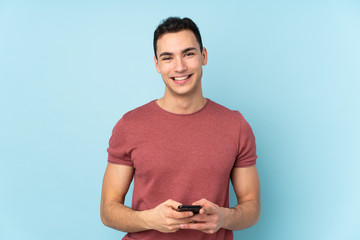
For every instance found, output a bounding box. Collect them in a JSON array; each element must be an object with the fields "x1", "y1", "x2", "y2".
[
  {"x1": 154, "y1": 56, "x2": 161, "y2": 73},
  {"x1": 201, "y1": 47, "x2": 208, "y2": 66}
]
